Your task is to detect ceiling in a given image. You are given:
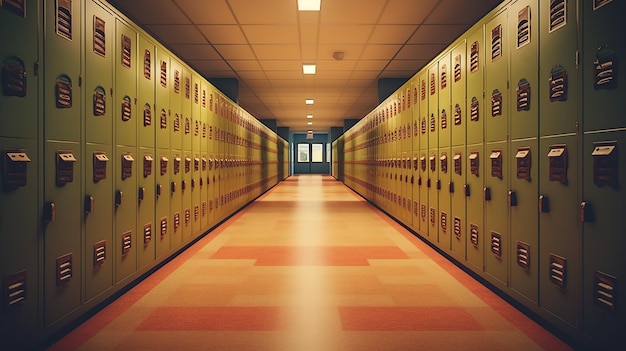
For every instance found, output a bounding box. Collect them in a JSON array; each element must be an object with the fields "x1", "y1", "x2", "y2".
[{"x1": 109, "y1": 0, "x2": 503, "y2": 133}]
